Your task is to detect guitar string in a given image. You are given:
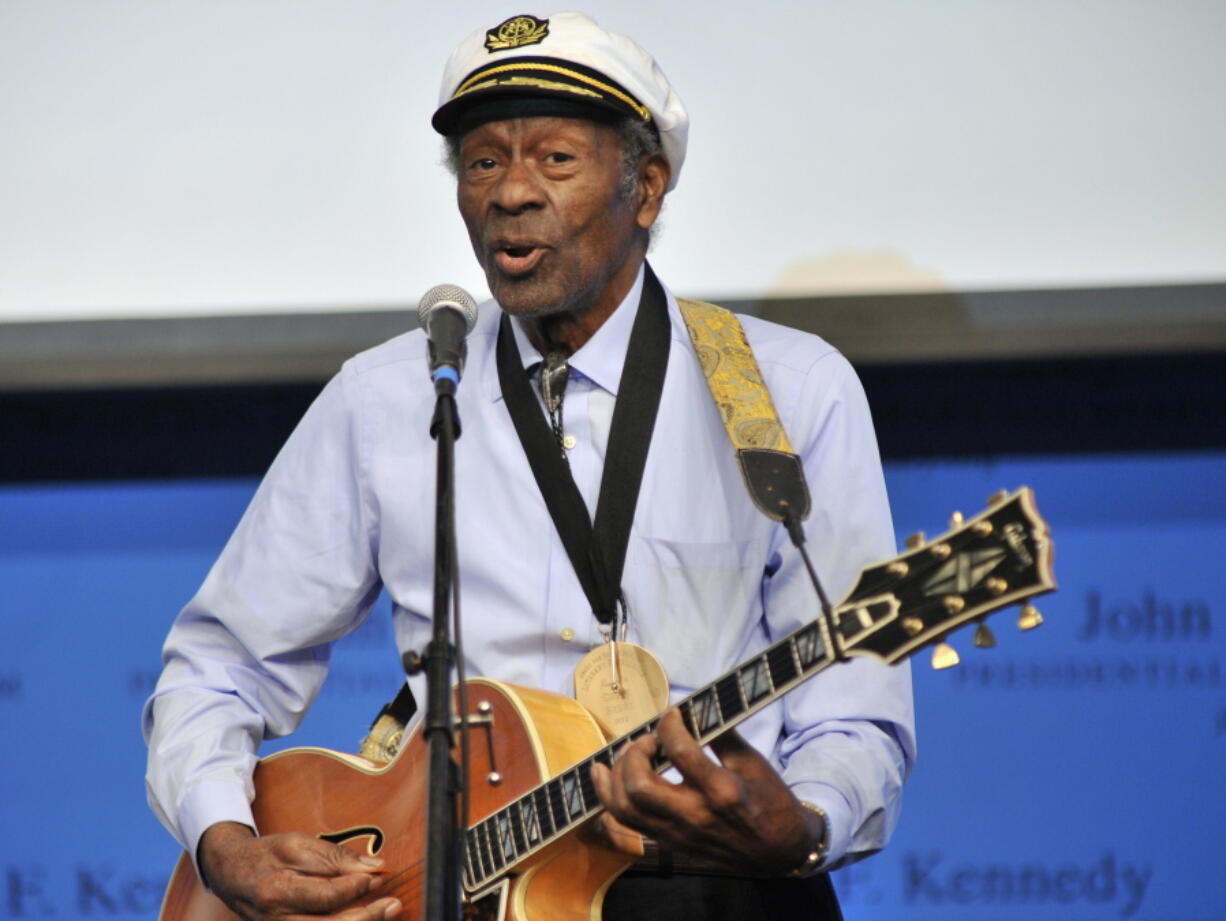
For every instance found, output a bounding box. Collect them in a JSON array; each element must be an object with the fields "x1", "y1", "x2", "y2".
[
  {"x1": 377, "y1": 602, "x2": 1017, "y2": 906},
  {"x1": 467, "y1": 580, "x2": 1010, "y2": 869},
  {"x1": 465, "y1": 621, "x2": 845, "y2": 881},
  {"x1": 389, "y1": 538, "x2": 1027, "y2": 891}
]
